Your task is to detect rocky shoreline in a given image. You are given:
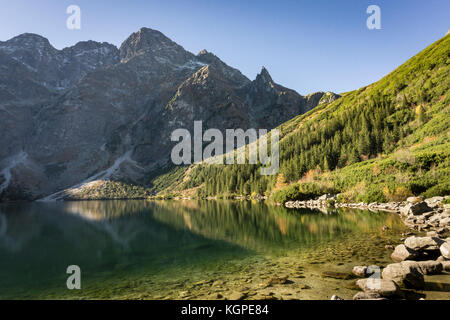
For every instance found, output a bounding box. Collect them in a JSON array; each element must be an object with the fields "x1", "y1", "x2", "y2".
[
  {"x1": 285, "y1": 195, "x2": 450, "y2": 300},
  {"x1": 286, "y1": 195, "x2": 450, "y2": 233},
  {"x1": 334, "y1": 234, "x2": 450, "y2": 300}
]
